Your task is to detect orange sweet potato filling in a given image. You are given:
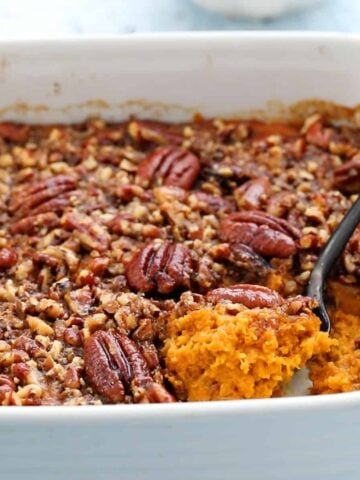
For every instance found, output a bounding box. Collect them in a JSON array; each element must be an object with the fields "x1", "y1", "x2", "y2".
[
  {"x1": 164, "y1": 304, "x2": 332, "y2": 401},
  {"x1": 309, "y1": 282, "x2": 360, "y2": 394}
]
